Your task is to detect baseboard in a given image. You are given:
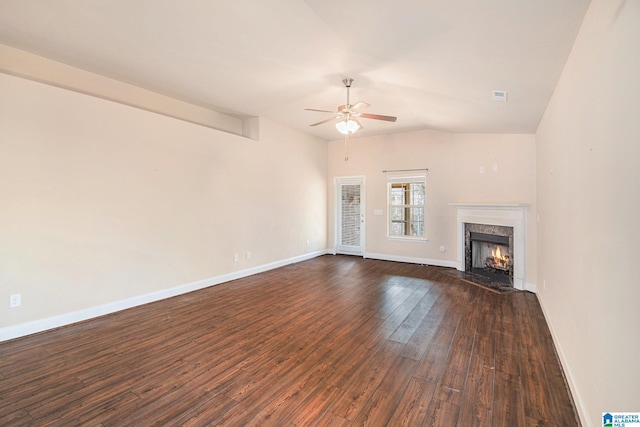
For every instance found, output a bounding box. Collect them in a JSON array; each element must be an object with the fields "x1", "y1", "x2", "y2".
[
  {"x1": 364, "y1": 252, "x2": 459, "y2": 269},
  {"x1": 536, "y1": 294, "x2": 588, "y2": 427},
  {"x1": 0, "y1": 249, "x2": 330, "y2": 342},
  {"x1": 524, "y1": 281, "x2": 538, "y2": 293}
]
